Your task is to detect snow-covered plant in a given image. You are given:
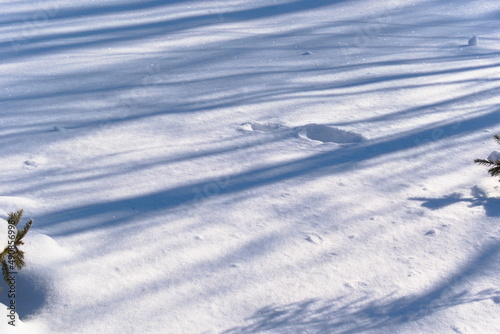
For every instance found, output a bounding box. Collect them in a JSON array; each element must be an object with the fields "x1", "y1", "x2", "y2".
[
  {"x1": 0, "y1": 210, "x2": 33, "y2": 285},
  {"x1": 475, "y1": 134, "x2": 500, "y2": 181}
]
